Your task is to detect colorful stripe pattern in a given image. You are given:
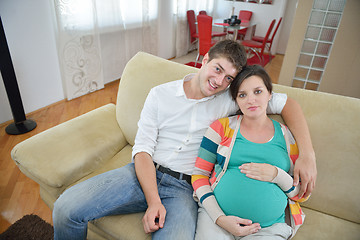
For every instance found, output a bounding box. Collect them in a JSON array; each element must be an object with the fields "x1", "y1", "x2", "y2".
[
  {"x1": 191, "y1": 115, "x2": 308, "y2": 236},
  {"x1": 192, "y1": 117, "x2": 238, "y2": 201}
]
